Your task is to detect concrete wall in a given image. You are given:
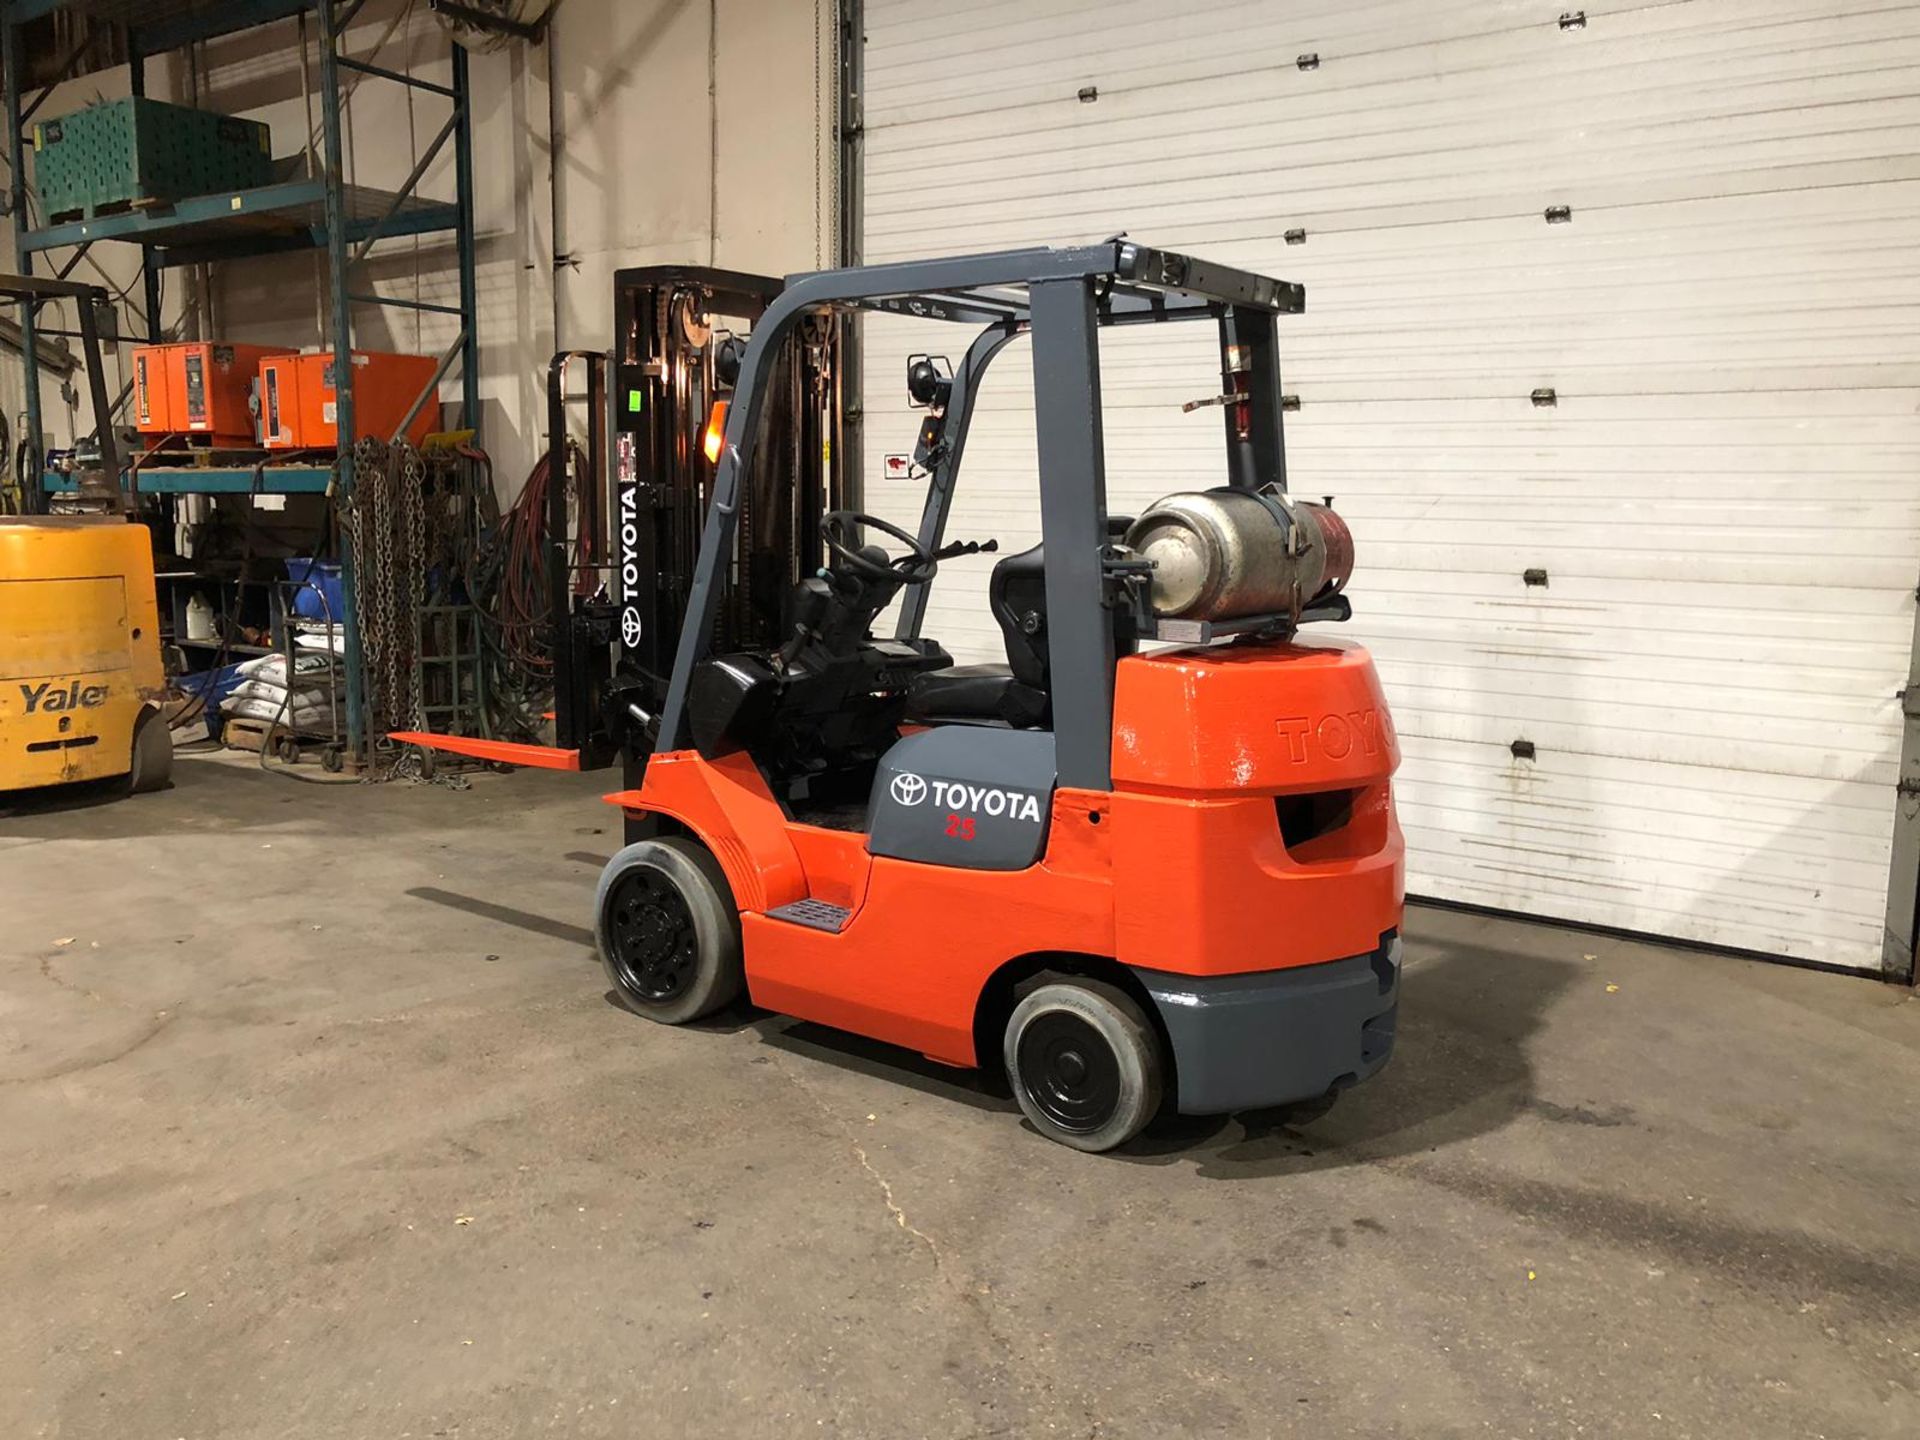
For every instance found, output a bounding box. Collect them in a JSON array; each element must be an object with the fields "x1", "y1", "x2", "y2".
[
  {"x1": 1, "y1": 0, "x2": 831, "y2": 498},
  {"x1": 549, "y1": 0, "x2": 836, "y2": 359}
]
